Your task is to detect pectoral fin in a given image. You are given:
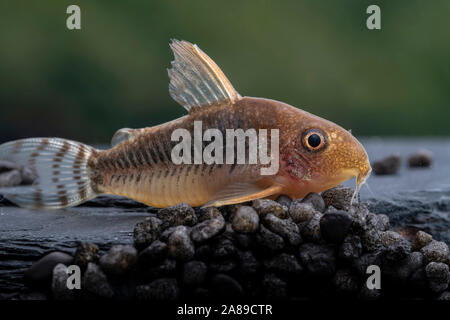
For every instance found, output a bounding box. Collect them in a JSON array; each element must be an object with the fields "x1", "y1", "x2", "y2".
[{"x1": 202, "y1": 182, "x2": 283, "y2": 208}]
